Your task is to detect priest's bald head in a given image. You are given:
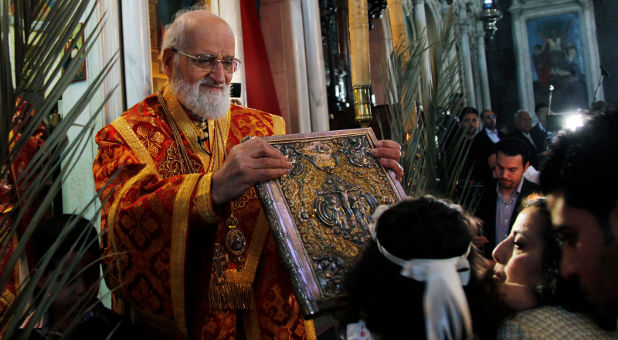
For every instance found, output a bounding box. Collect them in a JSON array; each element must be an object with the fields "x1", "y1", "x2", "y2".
[{"x1": 161, "y1": 9, "x2": 240, "y2": 120}]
